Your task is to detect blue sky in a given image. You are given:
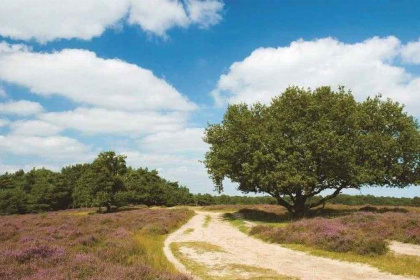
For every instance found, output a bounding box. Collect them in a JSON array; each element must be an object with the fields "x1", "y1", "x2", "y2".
[{"x1": 0, "y1": 0, "x2": 419, "y2": 197}]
